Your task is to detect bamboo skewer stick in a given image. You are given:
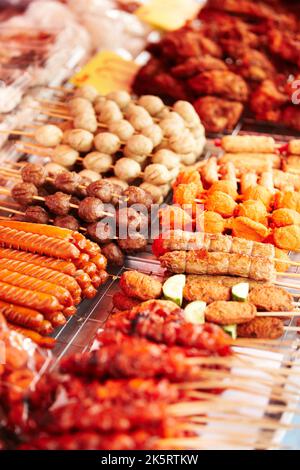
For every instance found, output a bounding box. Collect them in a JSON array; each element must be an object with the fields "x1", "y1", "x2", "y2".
[
  {"x1": 0, "y1": 187, "x2": 114, "y2": 218},
  {"x1": 190, "y1": 414, "x2": 300, "y2": 431}
]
